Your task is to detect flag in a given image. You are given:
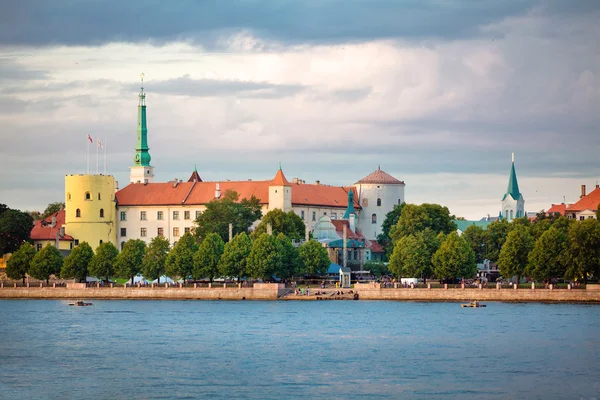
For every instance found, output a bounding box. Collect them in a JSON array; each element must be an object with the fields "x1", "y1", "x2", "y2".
[
  {"x1": 88, "y1": 134, "x2": 93, "y2": 143},
  {"x1": 97, "y1": 140, "x2": 103, "y2": 149}
]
